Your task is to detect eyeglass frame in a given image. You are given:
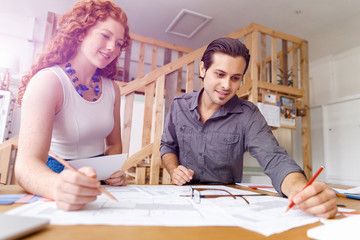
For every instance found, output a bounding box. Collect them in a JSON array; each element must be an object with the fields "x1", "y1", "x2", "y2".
[{"x1": 190, "y1": 187, "x2": 250, "y2": 204}]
